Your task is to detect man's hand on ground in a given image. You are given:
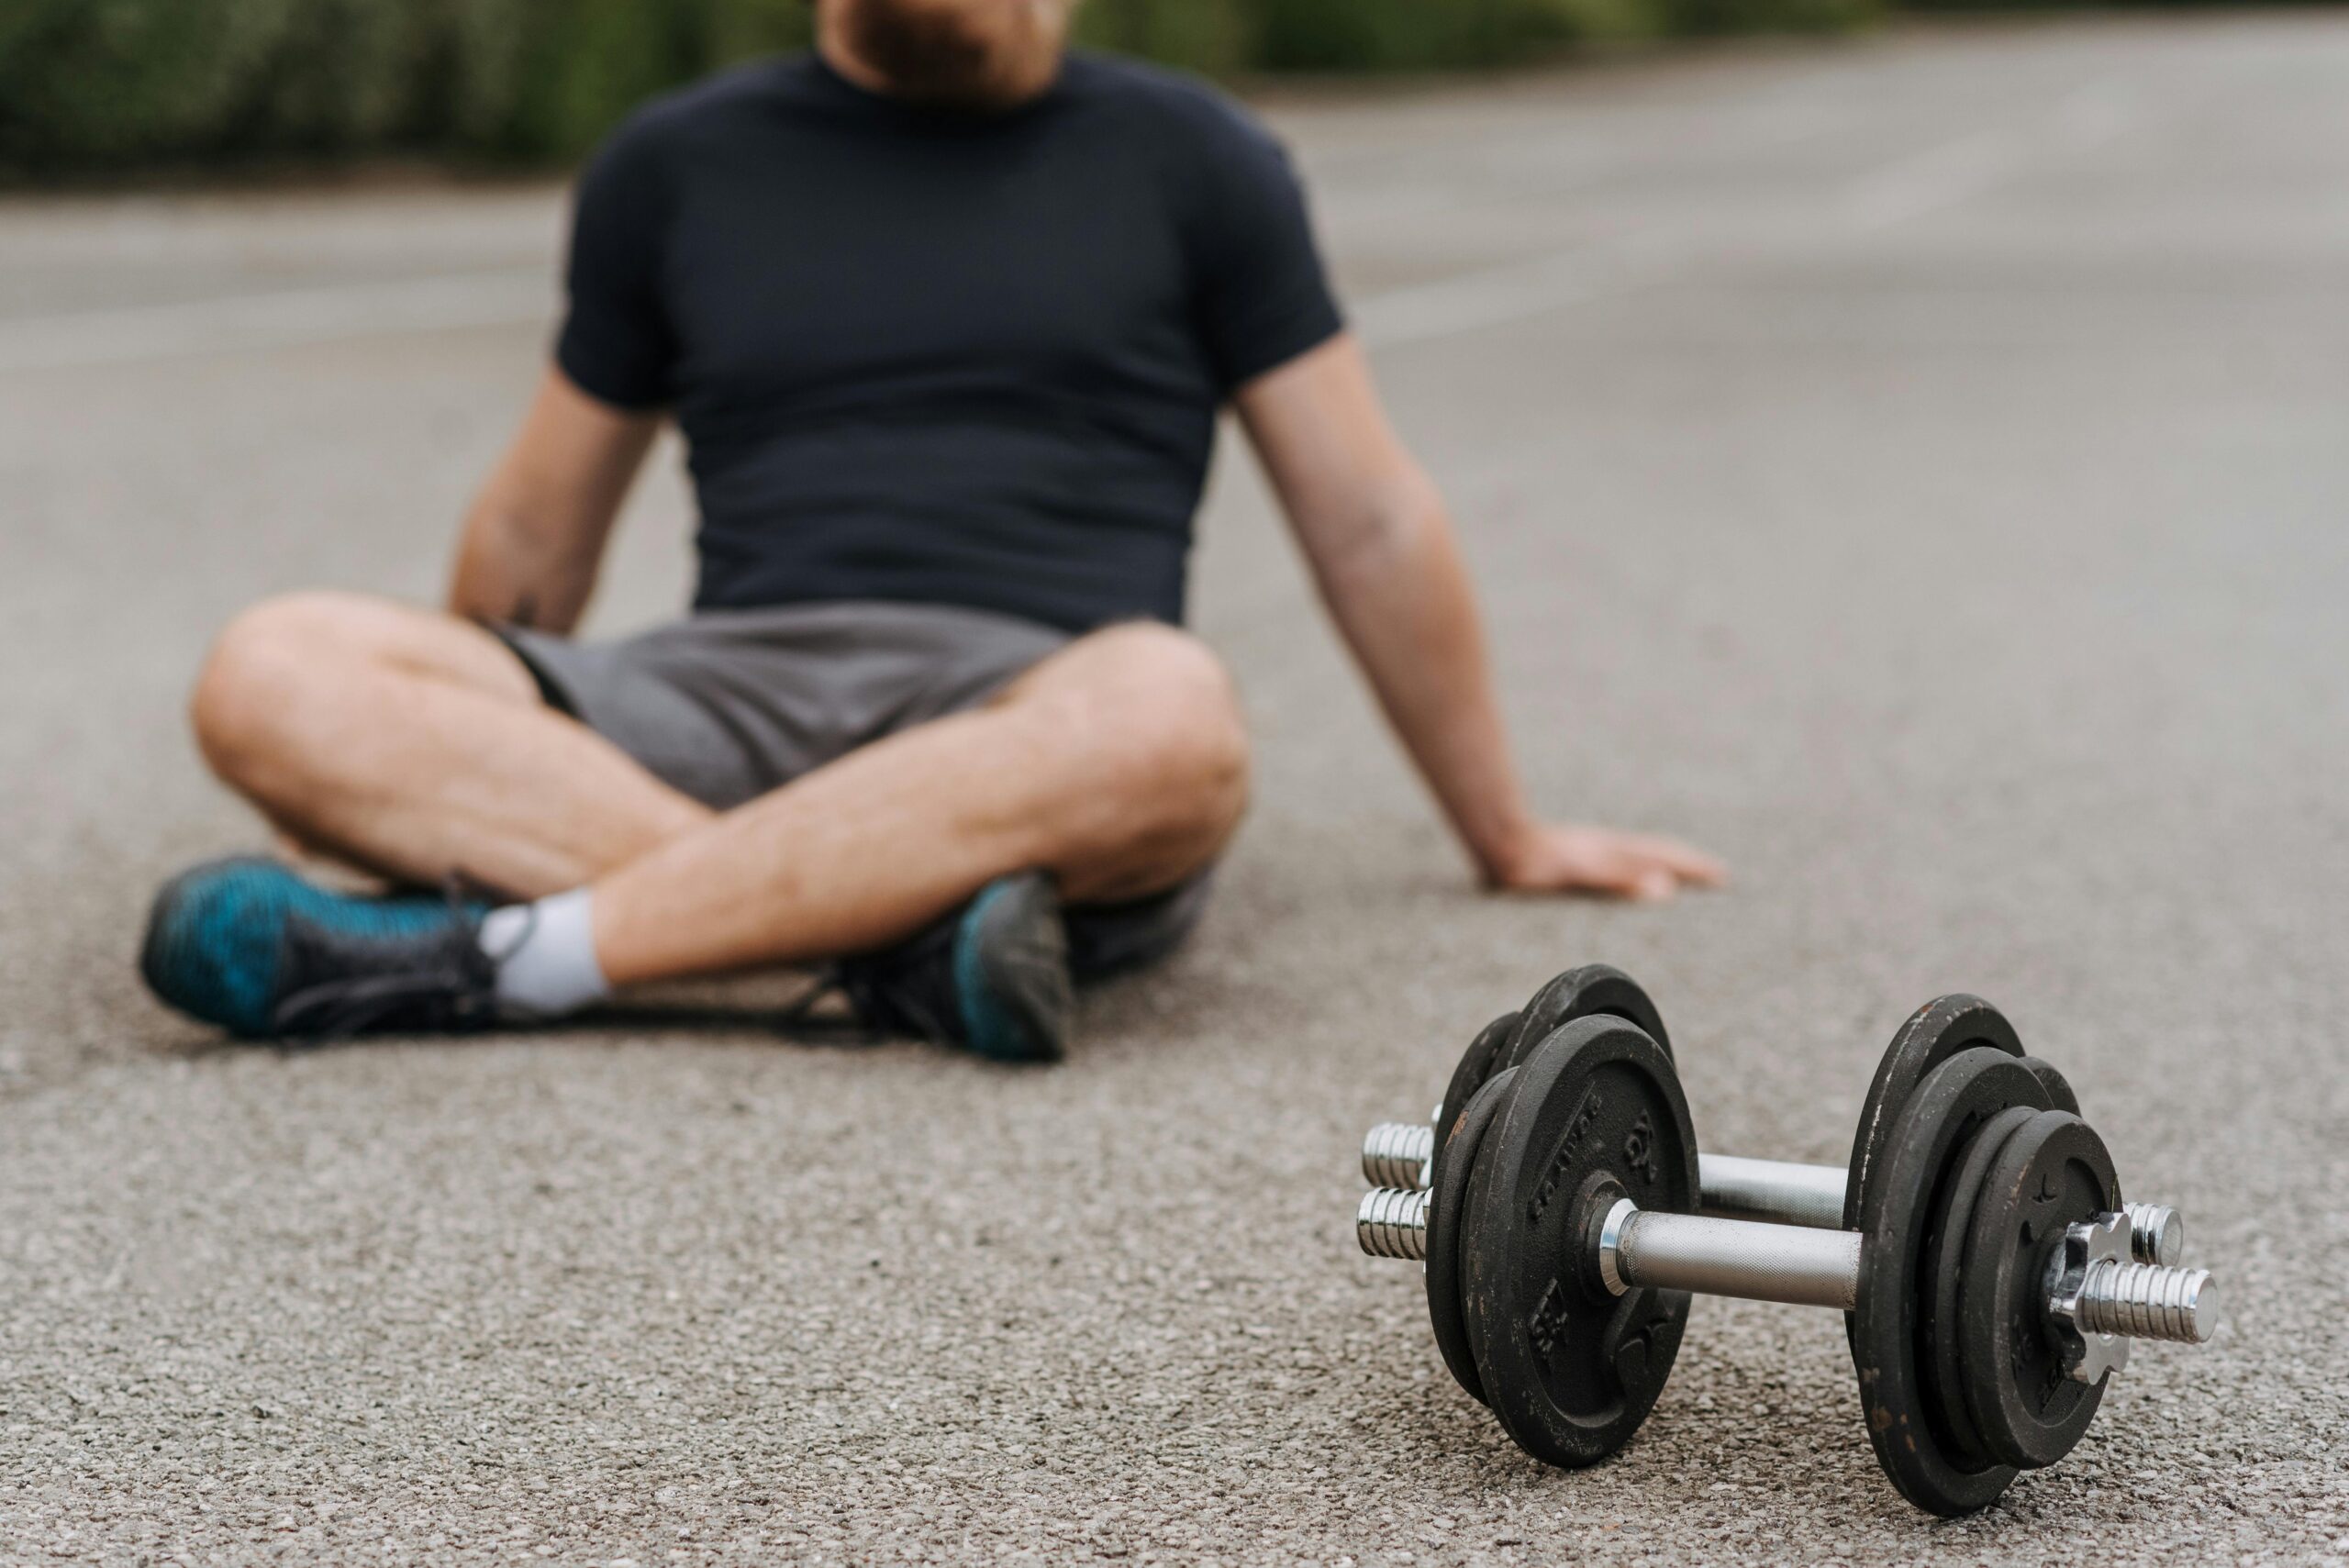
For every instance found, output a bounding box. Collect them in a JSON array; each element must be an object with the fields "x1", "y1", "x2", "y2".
[{"x1": 1482, "y1": 822, "x2": 1727, "y2": 901}]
